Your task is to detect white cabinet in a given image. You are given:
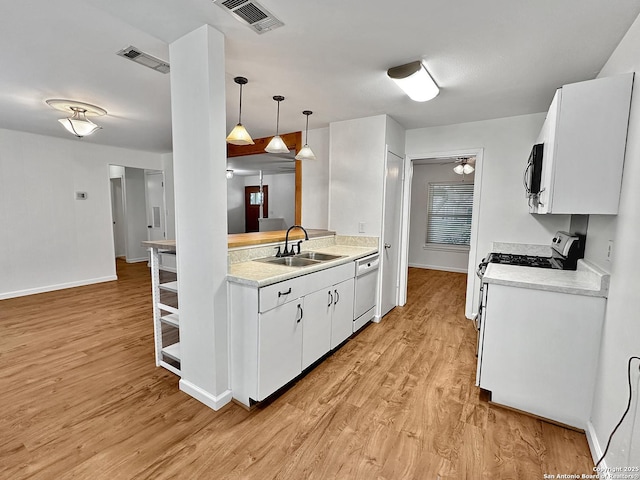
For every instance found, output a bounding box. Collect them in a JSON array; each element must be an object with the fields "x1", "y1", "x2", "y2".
[
  {"x1": 330, "y1": 278, "x2": 355, "y2": 349},
  {"x1": 230, "y1": 261, "x2": 357, "y2": 407},
  {"x1": 302, "y1": 277, "x2": 355, "y2": 370},
  {"x1": 258, "y1": 300, "x2": 303, "y2": 400},
  {"x1": 476, "y1": 283, "x2": 605, "y2": 429},
  {"x1": 530, "y1": 73, "x2": 633, "y2": 214},
  {"x1": 149, "y1": 247, "x2": 181, "y2": 376}
]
